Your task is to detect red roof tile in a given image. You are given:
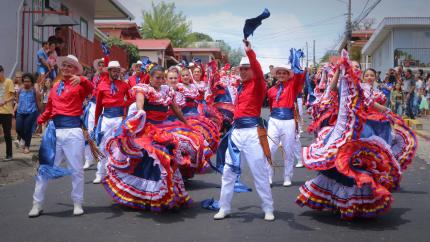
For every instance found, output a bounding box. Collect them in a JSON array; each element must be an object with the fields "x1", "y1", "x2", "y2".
[{"x1": 125, "y1": 39, "x2": 172, "y2": 50}]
